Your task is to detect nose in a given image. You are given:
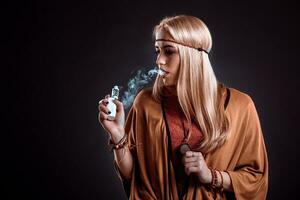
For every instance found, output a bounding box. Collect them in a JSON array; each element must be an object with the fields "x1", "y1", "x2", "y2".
[{"x1": 156, "y1": 53, "x2": 167, "y2": 67}]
